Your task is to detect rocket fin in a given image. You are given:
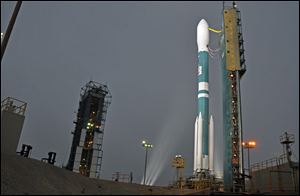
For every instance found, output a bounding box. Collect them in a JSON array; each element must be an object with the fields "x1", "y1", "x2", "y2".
[
  {"x1": 209, "y1": 115, "x2": 214, "y2": 171},
  {"x1": 194, "y1": 116, "x2": 198, "y2": 173},
  {"x1": 197, "y1": 112, "x2": 203, "y2": 170}
]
